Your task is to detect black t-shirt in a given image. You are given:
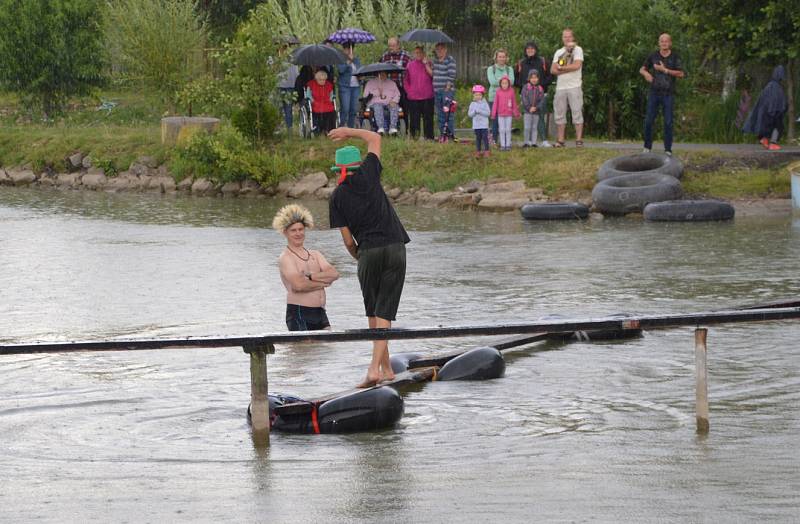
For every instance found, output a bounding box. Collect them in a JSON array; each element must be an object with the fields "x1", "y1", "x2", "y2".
[
  {"x1": 329, "y1": 153, "x2": 410, "y2": 250},
  {"x1": 643, "y1": 51, "x2": 682, "y2": 95}
]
